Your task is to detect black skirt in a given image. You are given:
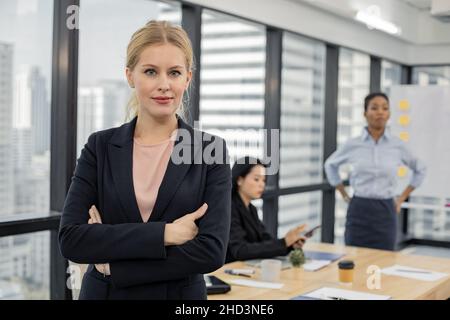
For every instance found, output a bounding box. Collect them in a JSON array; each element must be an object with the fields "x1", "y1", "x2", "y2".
[{"x1": 345, "y1": 196, "x2": 398, "y2": 251}]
